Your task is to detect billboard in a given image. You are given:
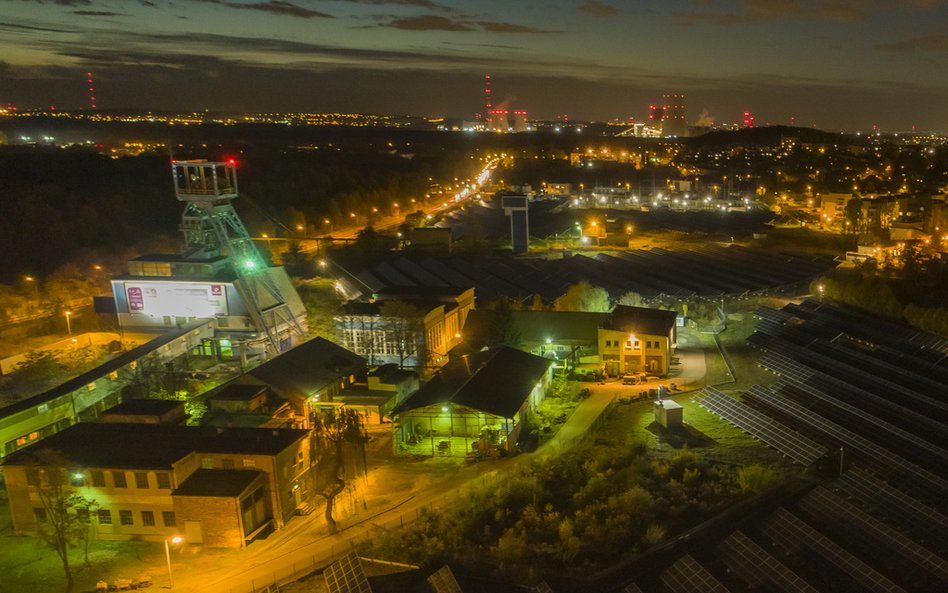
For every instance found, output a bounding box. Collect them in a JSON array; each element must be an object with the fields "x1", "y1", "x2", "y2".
[{"x1": 125, "y1": 282, "x2": 228, "y2": 318}]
